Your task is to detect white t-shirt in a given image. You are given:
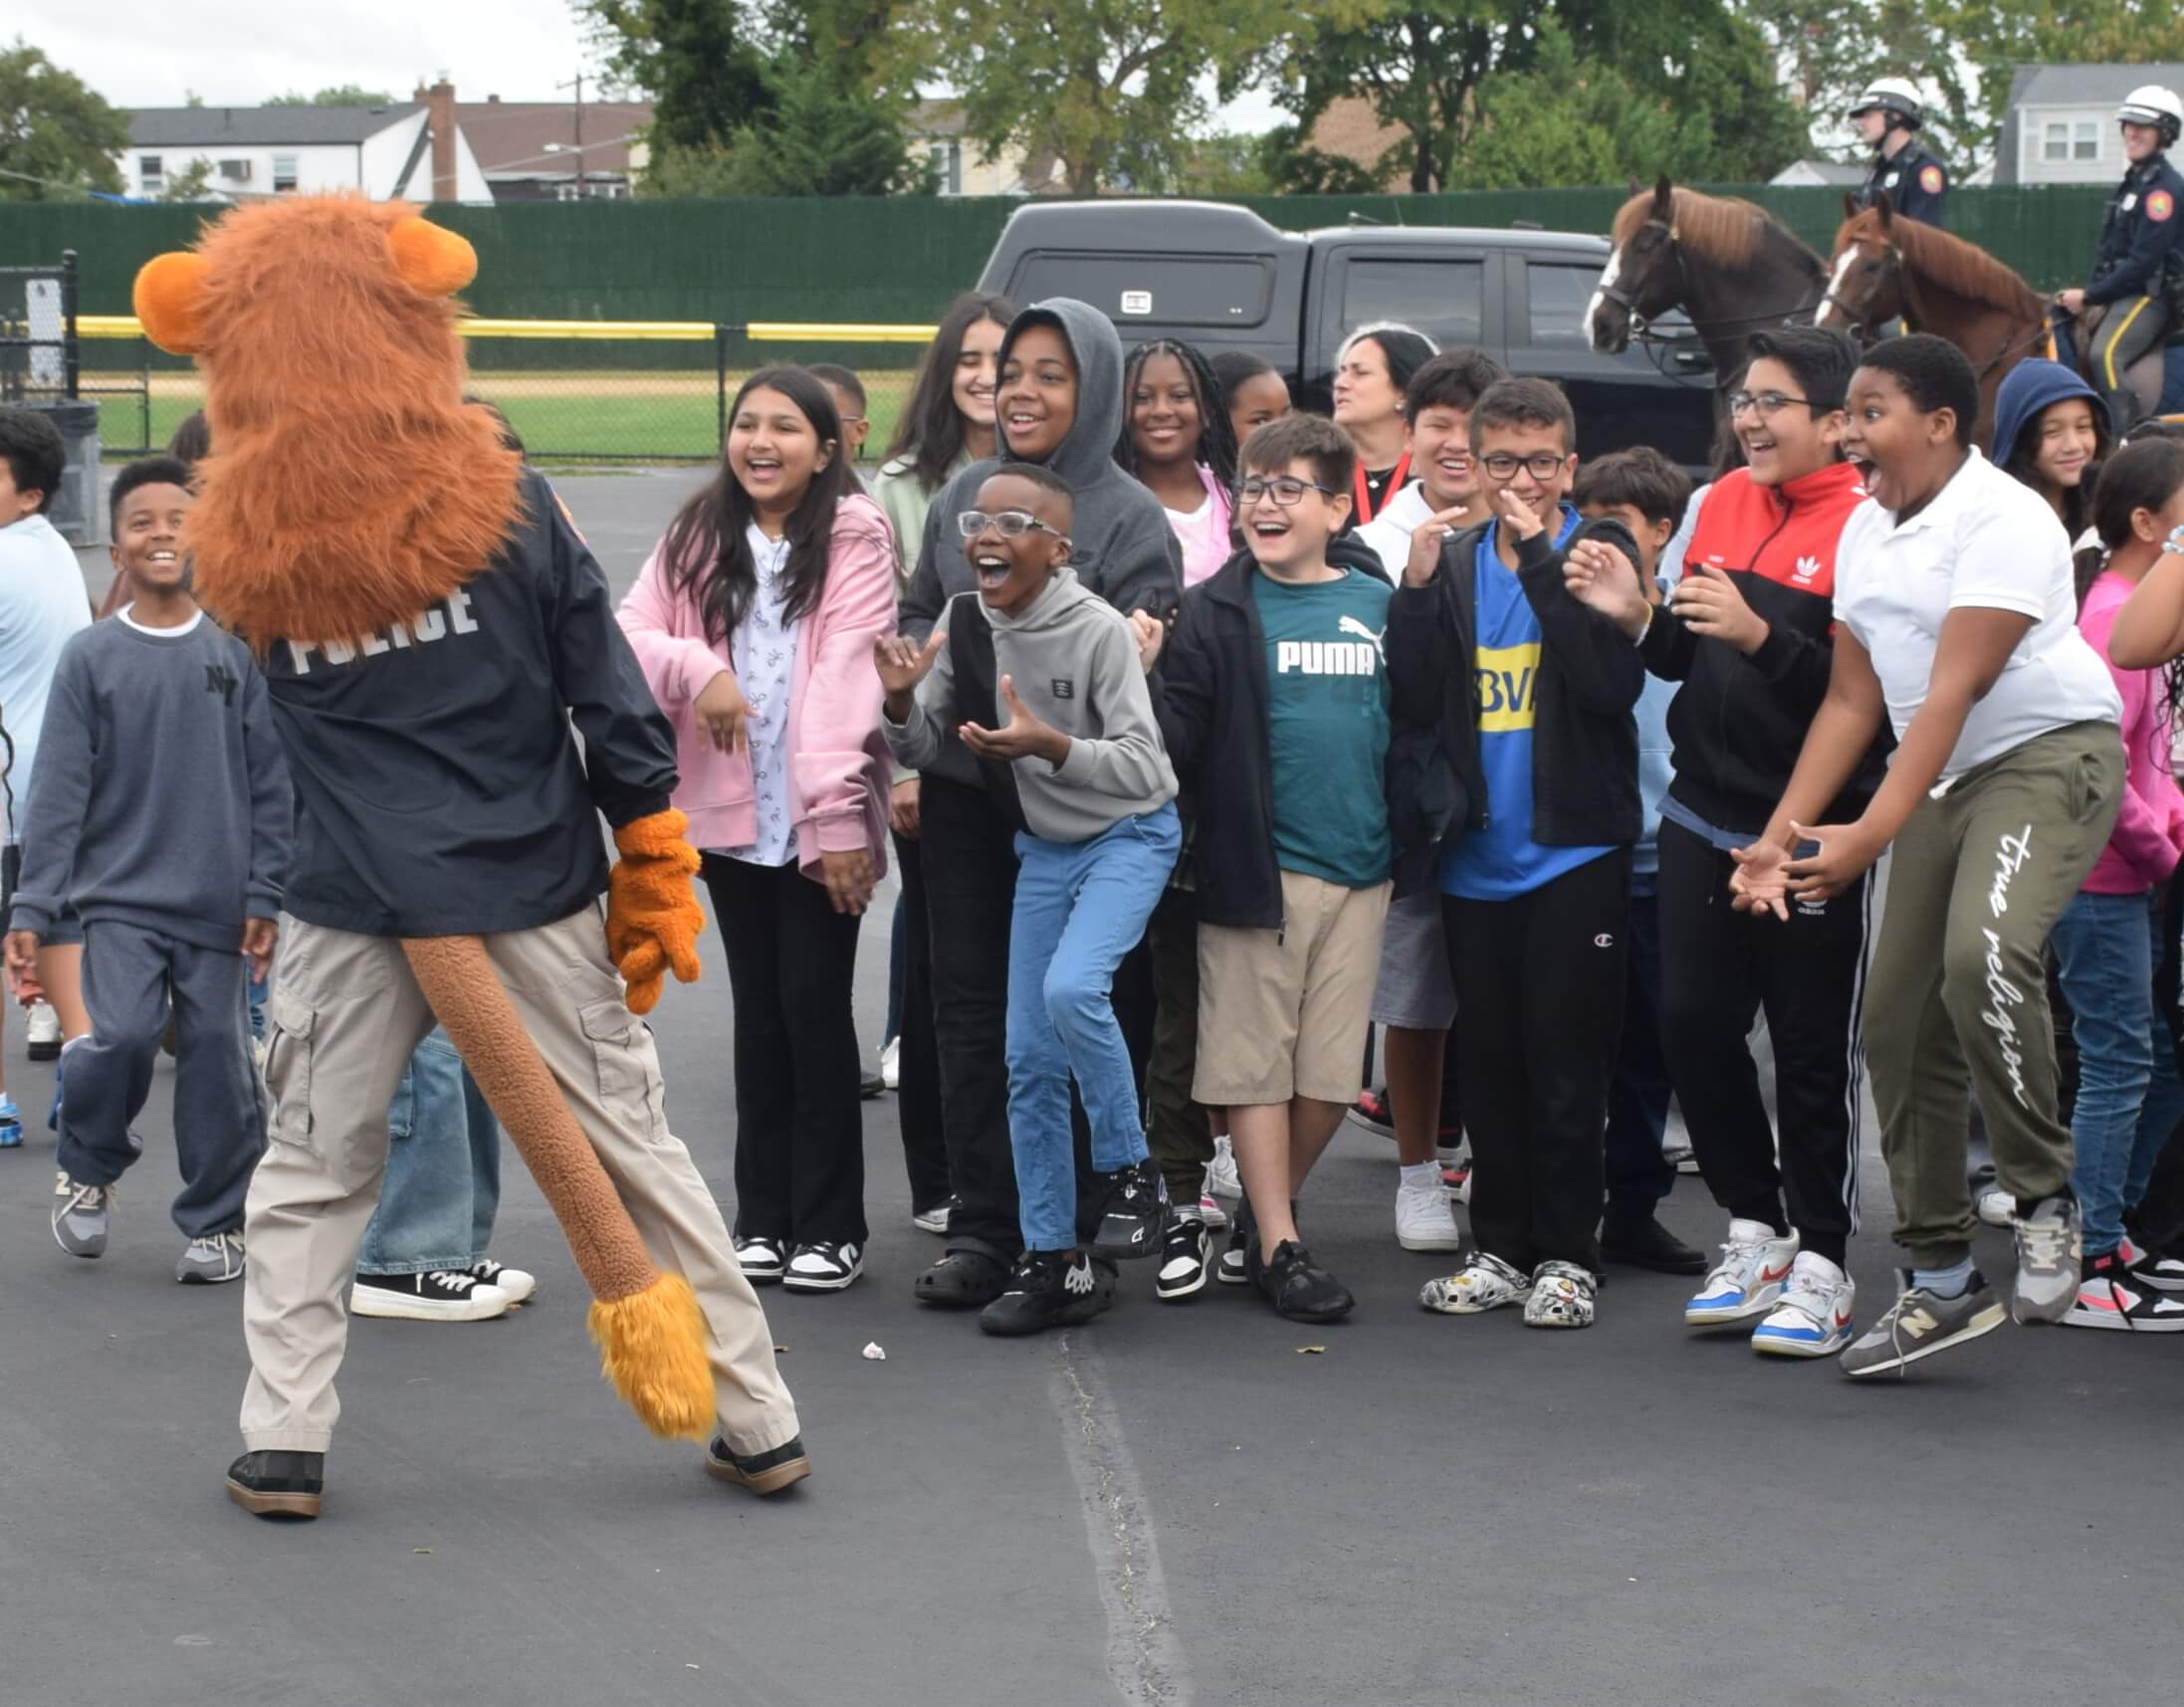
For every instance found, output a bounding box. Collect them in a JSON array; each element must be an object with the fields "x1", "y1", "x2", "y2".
[
  {"x1": 0, "y1": 512, "x2": 92, "y2": 844},
  {"x1": 1354, "y1": 480, "x2": 1434, "y2": 584},
  {"x1": 1833, "y1": 449, "x2": 2118, "y2": 781},
  {"x1": 718, "y1": 525, "x2": 800, "y2": 868}
]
